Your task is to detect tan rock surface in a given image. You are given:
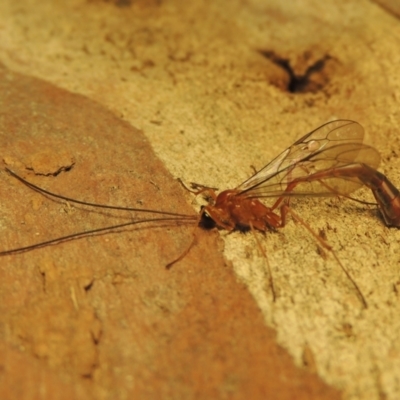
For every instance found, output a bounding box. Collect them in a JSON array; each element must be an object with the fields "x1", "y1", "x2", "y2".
[{"x1": 1, "y1": 1, "x2": 400, "y2": 399}]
